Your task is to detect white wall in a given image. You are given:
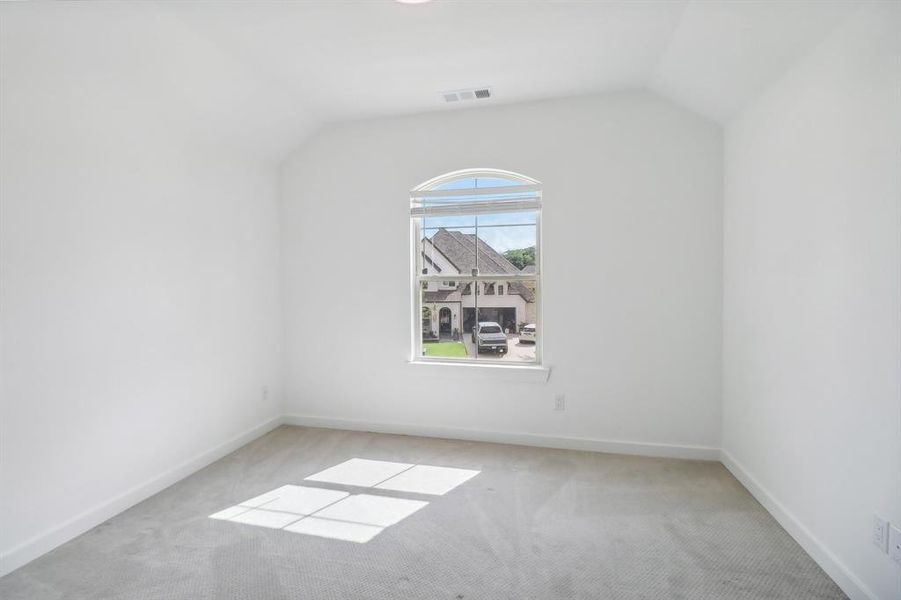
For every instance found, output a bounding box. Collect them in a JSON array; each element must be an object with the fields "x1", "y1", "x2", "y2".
[
  {"x1": 0, "y1": 7, "x2": 284, "y2": 575},
  {"x1": 281, "y1": 92, "x2": 723, "y2": 455},
  {"x1": 722, "y1": 4, "x2": 901, "y2": 599}
]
